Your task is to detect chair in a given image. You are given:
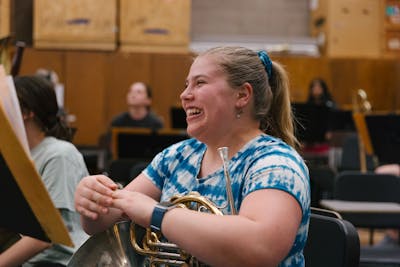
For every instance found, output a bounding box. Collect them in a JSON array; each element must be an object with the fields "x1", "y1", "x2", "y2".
[
  {"x1": 333, "y1": 171, "x2": 400, "y2": 242},
  {"x1": 304, "y1": 209, "x2": 360, "y2": 267},
  {"x1": 332, "y1": 171, "x2": 400, "y2": 267},
  {"x1": 338, "y1": 134, "x2": 376, "y2": 172},
  {"x1": 333, "y1": 171, "x2": 400, "y2": 203},
  {"x1": 309, "y1": 166, "x2": 336, "y2": 207}
]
